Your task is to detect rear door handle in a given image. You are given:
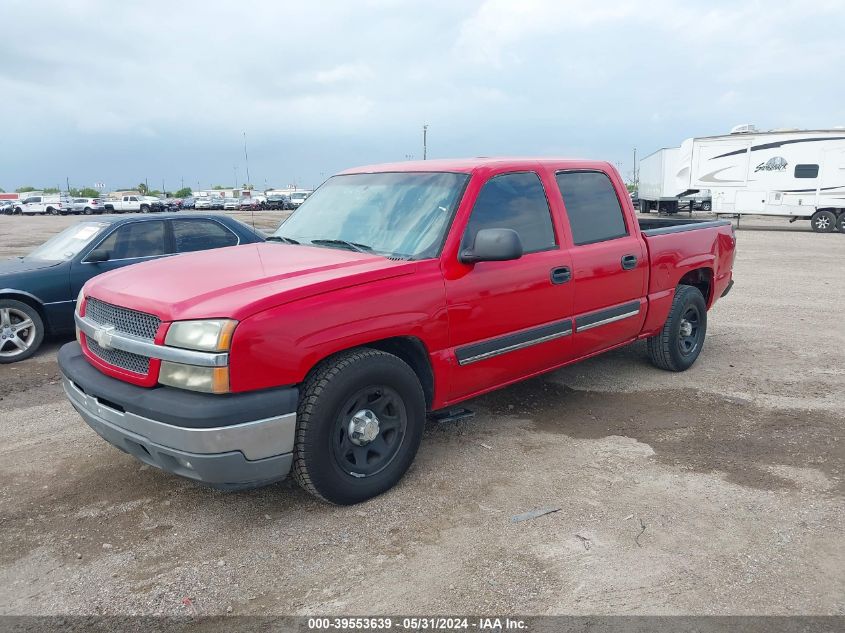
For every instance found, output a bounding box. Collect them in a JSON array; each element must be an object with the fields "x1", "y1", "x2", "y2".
[
  {"x1": 550, "y1": 266, "x2": 571, "y2": 284},
  {"x1": 621, "y1": 254, "x2": 638, "y2": 270}
]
